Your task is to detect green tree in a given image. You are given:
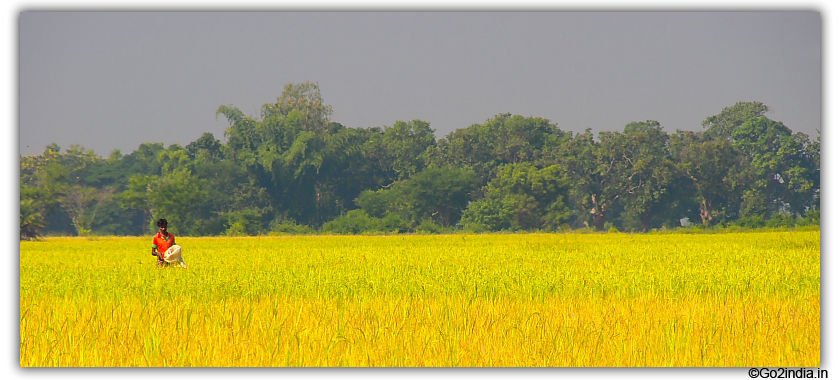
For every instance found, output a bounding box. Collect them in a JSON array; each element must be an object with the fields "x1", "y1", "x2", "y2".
[
  {"x1": 558, "y1": 130, "x2": 627, "y2": 231},
  {"x1": 804, "y1": 131, "x2": 820, "y2": 211},
  {"x1": 144, "y1": 144, "x2": 211, "y2": 235},
  {"x1": 20, "y1": 198, "x2": 46, "y2": 240},
  {"x1": 354, "y1": 188, "x2": 395, "y2": 219},
  {"x1": 353, "y1": 166, "x2": 477, "y2": 227},
  {"x1": 157, "y1": 145, "x2": 193, "y2": 173},
  {"x1": 429, "y1": 113, "x2": 566, "y2": 186},
  {"x1": 59, "y1": 185, "x2": 114, "y2": 236},
  {"x1": 670, "y1": 130, "x2": 743, "y2": 225},
  {"x1": 261, "y1": 81, "x2": 333, "y2": 133},
  {"x1": 20, "y1": 147, "x2": 64, "y2": 223},
  {"x1": 786, "y1": 131, "x2": 820, "y2": 215},
  {"x1": 217, "y1": 105, "x2": 261, "y2": 166},
  {"x1": 354, "y1": 182, "x2": 415, "y2": 224},
  {"x1": 702, "y1": 101, "x2": 769, "y2": 140},
  {"x1": 186, "y1": 132, "x2": 223, "y2": 160},
  {"x1": 217, "y1": 83, "x2": 366, "y2": 227},
  {"x1": 382, "y1": 119, "x2": 437, "y2": 181},
  {"x1": 20, "y1": 143, "x2": 107, "y2": 235},
  {"x1": 461, "y1": 163, "x2": 572, "y2": 231},
  {"x1": 402, "y1": 166, "x2": 478, "y2": 227},
  {"x1": 277, "y1": 123, "x2": 374, "y2": 225},
  {"x1": 224, "y1": 208, "x2": 264, "y2": 236},
  {"x1": 115, "y1": 174, "x2": 158, "y2": 234},
  {"x1": 147, "y1": 170, "x2": 209, "y2": 236},
  {"x1": 614, "y1": 121, "x2": 678, "y2": 231},
  {"x1": 20, "y1": 183, "x2": 47, "y2": 240},
  {"x1": 732, "y1": 116, "x2": 816, "y2": 218}
]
